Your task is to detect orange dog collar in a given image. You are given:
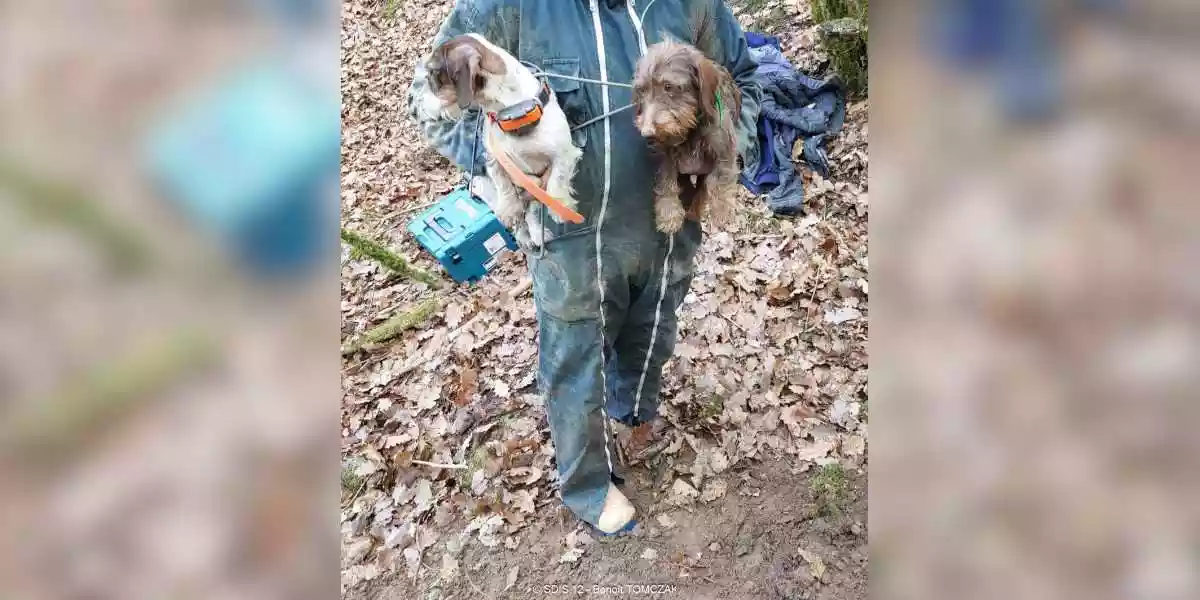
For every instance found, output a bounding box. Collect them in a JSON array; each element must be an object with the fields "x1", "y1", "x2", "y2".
[{"x1": 487, "y1": 81, "x2": 552, "y2": 136}]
